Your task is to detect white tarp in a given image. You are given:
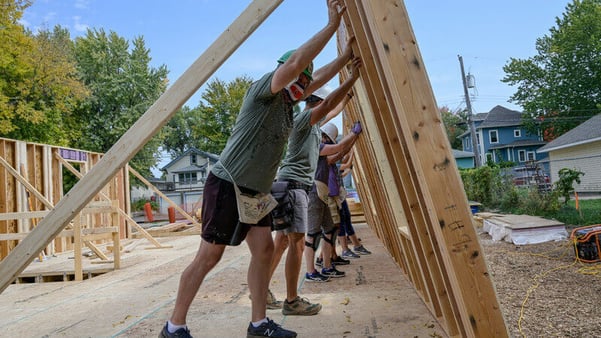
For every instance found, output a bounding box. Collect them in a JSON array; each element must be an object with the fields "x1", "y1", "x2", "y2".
[{"x1": 482, "y1": 215, "x2": 568, "y2": 245}]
